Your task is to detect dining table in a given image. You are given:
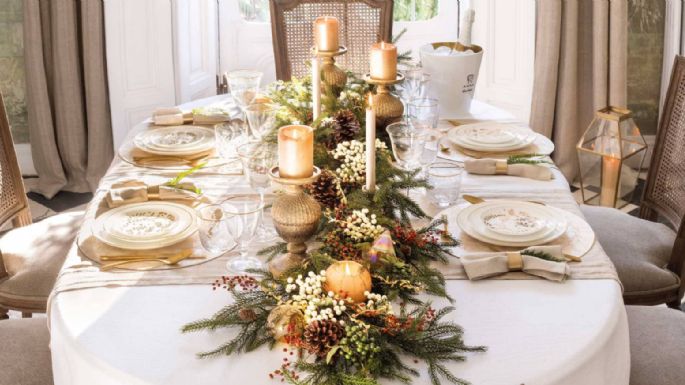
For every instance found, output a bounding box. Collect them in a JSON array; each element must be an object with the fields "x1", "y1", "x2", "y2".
[{"x1": 48, "y1": 95, "x2": 630, "y2": 385}]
